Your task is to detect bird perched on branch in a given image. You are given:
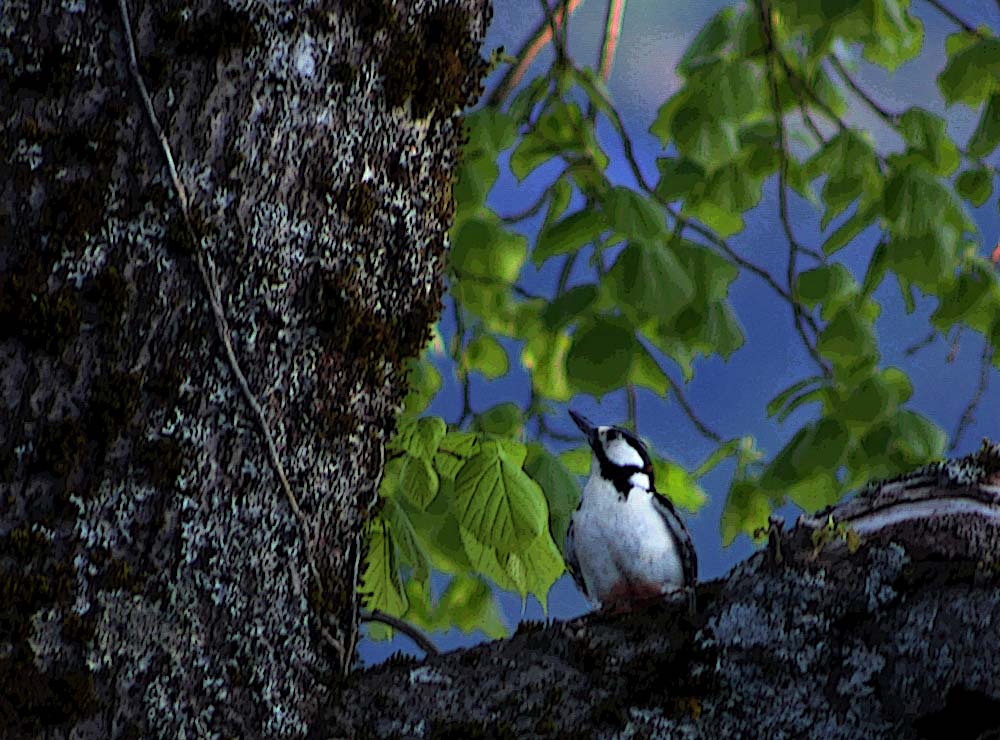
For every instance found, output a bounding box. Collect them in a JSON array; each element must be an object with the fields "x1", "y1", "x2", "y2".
[{"x1": 564, "y1": 410, "x2": 697, "y2": 614}]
